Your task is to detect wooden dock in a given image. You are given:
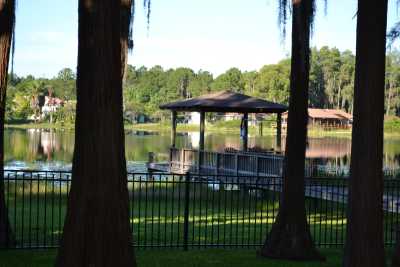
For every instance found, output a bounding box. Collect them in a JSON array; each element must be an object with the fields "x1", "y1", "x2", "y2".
[
  {"x1": 148, "y1": 148, "x2": 285, "y2": 177},
  {"x1": 147, "y1": 148, "x2": 400, "y2": 214}
]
